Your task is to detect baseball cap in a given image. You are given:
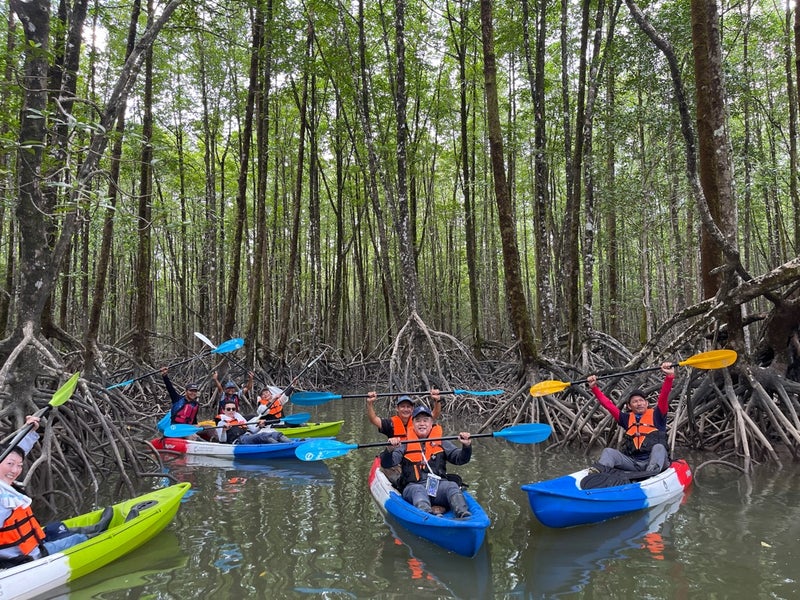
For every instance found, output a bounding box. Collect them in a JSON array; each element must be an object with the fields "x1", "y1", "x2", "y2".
[
  {"x1": 412, "y1": 405, "x2": 433, "y2": 419},
  {"x1": 395, "y1": 395, "x2": 414, "y2": 406},
  {"x1": 186, "y1": 383, "x2": 199, "y2": 391},
  {"x1": 224, "y1": 380, "x2": 237, "y2": 389}
]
